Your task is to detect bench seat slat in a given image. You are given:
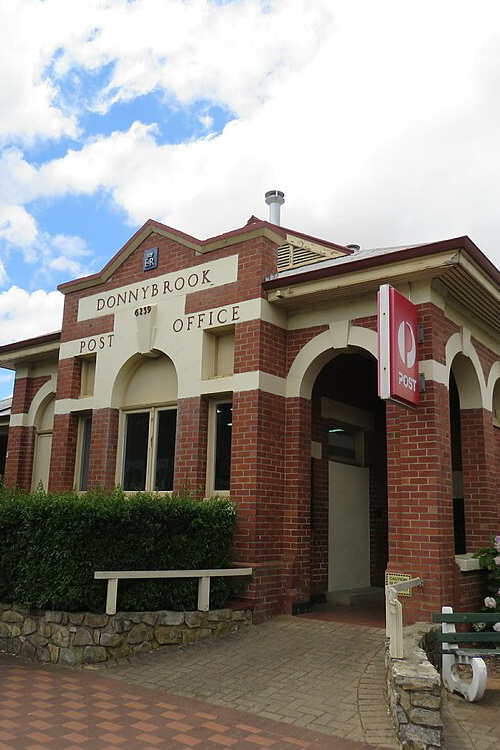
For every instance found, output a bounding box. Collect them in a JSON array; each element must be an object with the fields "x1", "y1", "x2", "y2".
[
  {"x1": 95, "y1": 568, "x2": 252, "y2": 580},
  {"x1": 437, "y1": 632, "x2": 500, "y2": 643},
  {"x1": 433, "y1": 613, "x2": 500, "y2": 624},
  {"x1": 442, "y1": 649, "x2": 500, "y2": 656}
]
